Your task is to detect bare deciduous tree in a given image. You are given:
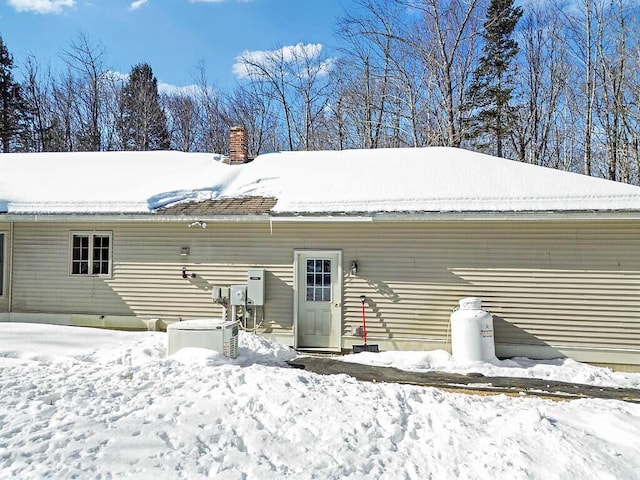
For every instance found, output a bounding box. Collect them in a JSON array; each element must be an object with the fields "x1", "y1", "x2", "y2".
[
  {"x1": 191, "y1": 62, "x2": 228, "y2": 154},
  {"x1": 510, "y1": 4, "x2": 568, "y2": 167},
  {"x1": 403, "y1": 0, "x2": 483, "y2": 147},
  {"x1": 235, "y1": 43, "x2": 334, "y2": 151},
  {"x1": 61, "y1": 33, "x2": 109, "y2": 151},
  {"x1": 164, "y1": 92, "x2": 198, "y2": 152},
  {"x1": 227, "y1": 82, "x2": 281, "y2": 156},
  {"x1": 337, "y1": 0, "x2": 400, "y2": 149}
]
